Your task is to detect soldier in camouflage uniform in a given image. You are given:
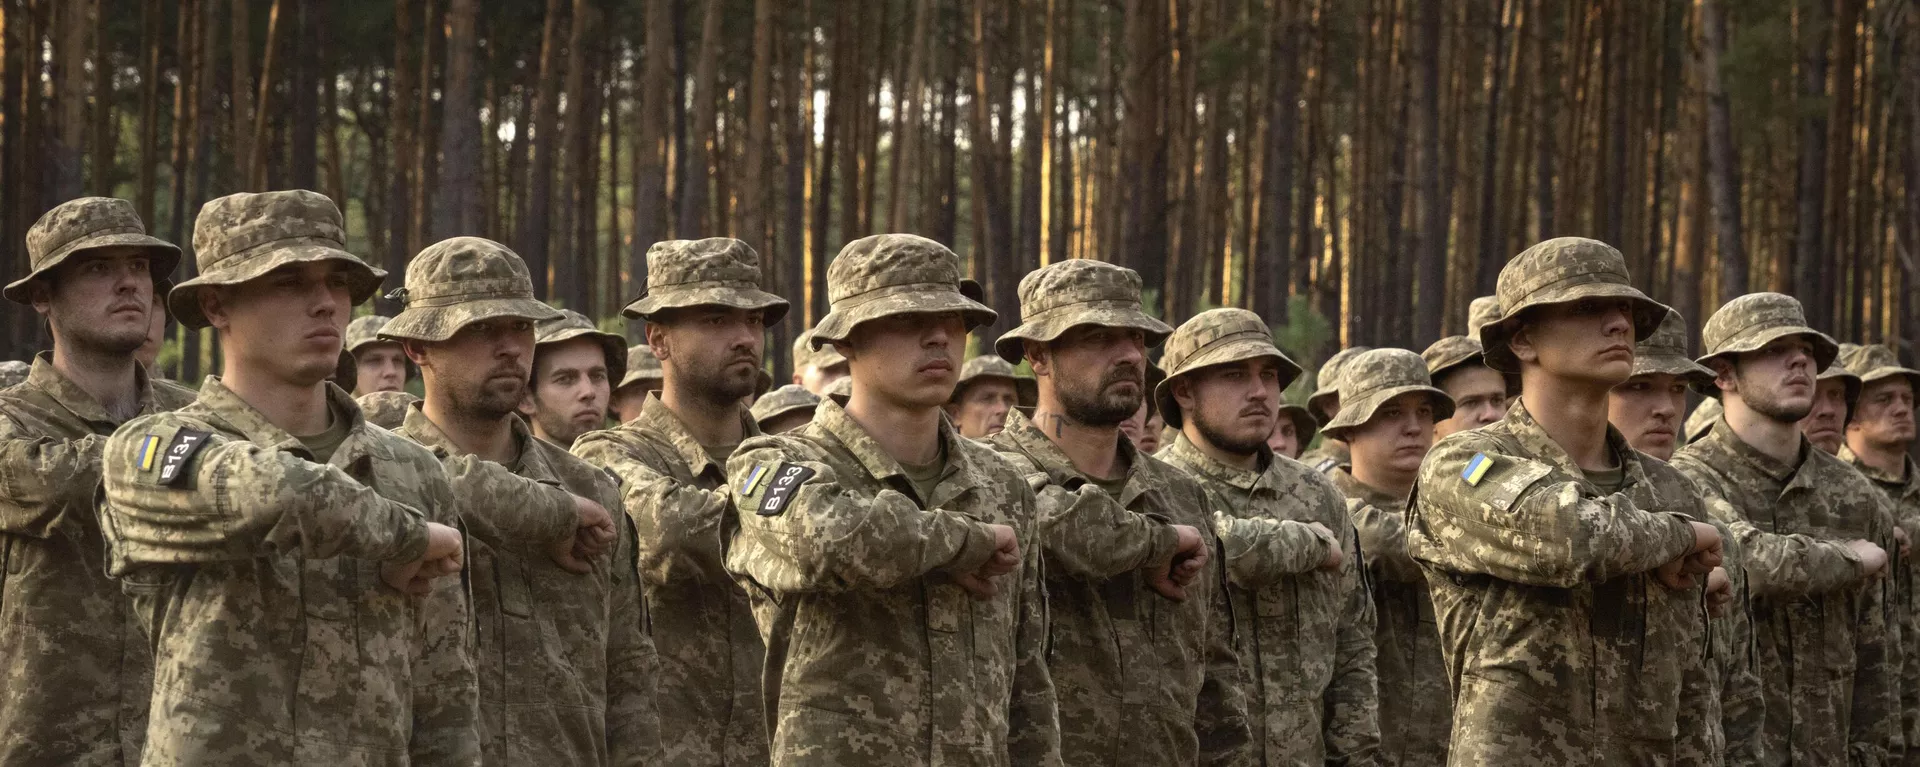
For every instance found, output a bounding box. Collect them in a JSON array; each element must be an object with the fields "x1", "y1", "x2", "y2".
[
  {"x1": 0, "y1": 360, "x2": 28, "y2": 389},
  {"x1": 1408, "y1": 237, "x2": 1729, "y2": 765},
  {"x1": 988, "y1": 267, "x2": 1254, "y2": 766},
  {"x1": 358, "y1": 389, "x2": 421, "y2": 430},
  {"x1": 1318, "y1": 347, "x2": 1453, "y2": 766},
  {"x1": 1153, "y1": 308, "x2": 1374, "y2": 765},
  {"x1": 724, "y1": 233, "x2": 1058, "y2": 766},
  {"x1": 611, "y1": 344, "x2": 665, "y2": 424},
  {"x1": 789, "y1": 329, "x2": 848, "y2": 396},
  {"x1": 1299, "y1": 346, "x2": 1372, "y2": 474},
  {"x1": 946, "y1": 354, "x2": 1037, "y2": 439},
  {"x1": 1800, "y1": 360, "x2": 1862, "y2": 456},
  {"x1": 0, "y1": 197, "x2": 191, "y2": 765},
  {"x1": 526, "y1": 308, "x2": 627, "y2": 447},
  {"x1": 97, "y1": 190, "x2": 477, "y2": 764},
  {"x1": 751, "y1": 384, "x2": 820, "y2": 435},
  {"x1": 1673, "y1": 292, "x2": 1904, "y2": 765},
  {"x1": 345, "y1": 314, "x2": 408, "y2": 395},
  {"x1": 1266, "y1": 398, "x2": 1317, "y2": 460},
  {"x1": 574, "y1": 237, "x2": 789, "y2": 766},
  {"x1": 1465, "y1": 296, "x2": 1501, "y2": 338},
  {"x1": 1422, "y1": 334, "x2": 1510, "y2": 440},
  {"x1": 381, "y1": 237, "x2": 662, "y2": 765}
]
